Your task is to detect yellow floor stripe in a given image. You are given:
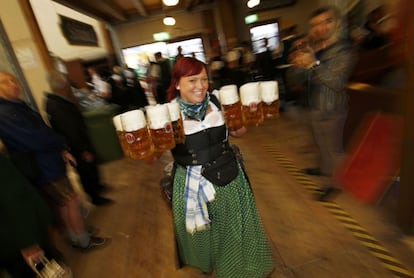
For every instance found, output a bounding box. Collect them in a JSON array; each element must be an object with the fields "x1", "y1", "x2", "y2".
[
  {"x1": 352, "y1": 231, "x2": 378, "y2": 241},
  {"x1": 332, "y1": 215, "x2": 359, "y2": 224},
  {"x1": 373, "y1": 252, "x2": 407, "y2": 265},
  {"x1": 342, "y1": 223, "x2": 369, "y2": 233},
  {"x1": 263, "y1": 144, "x2": 414, "y2": 278},
  {"x1": 361, "y1": 241, "x2": 390, "y2": 253},
  {"x1": 382, "y1": 264, "x2": 414, "y2": 277}
]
